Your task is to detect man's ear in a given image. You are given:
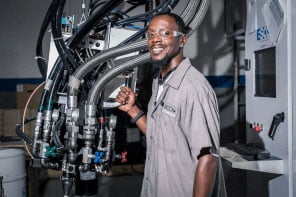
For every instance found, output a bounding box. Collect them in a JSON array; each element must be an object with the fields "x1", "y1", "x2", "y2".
[{"x1": 179, "y1": 35, "x2": 187, "y2": 48}]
